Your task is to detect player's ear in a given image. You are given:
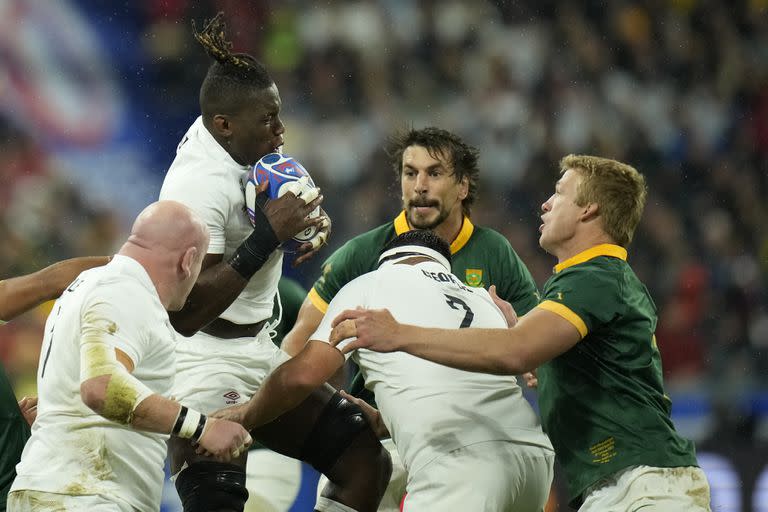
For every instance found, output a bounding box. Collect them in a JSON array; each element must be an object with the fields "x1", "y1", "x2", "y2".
[
  {"x1": 211, "y1": 114, "x2": 233, "y2": 138},
  {"x1": 180, "y1": 247, "x2": 198, "y2": 279},
  {"x1": 581, "y1": 202, "x2": 599, "y2": 221},
  {"x1": 458, "y1": 175, "x2": 469, "y2": 201}
]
